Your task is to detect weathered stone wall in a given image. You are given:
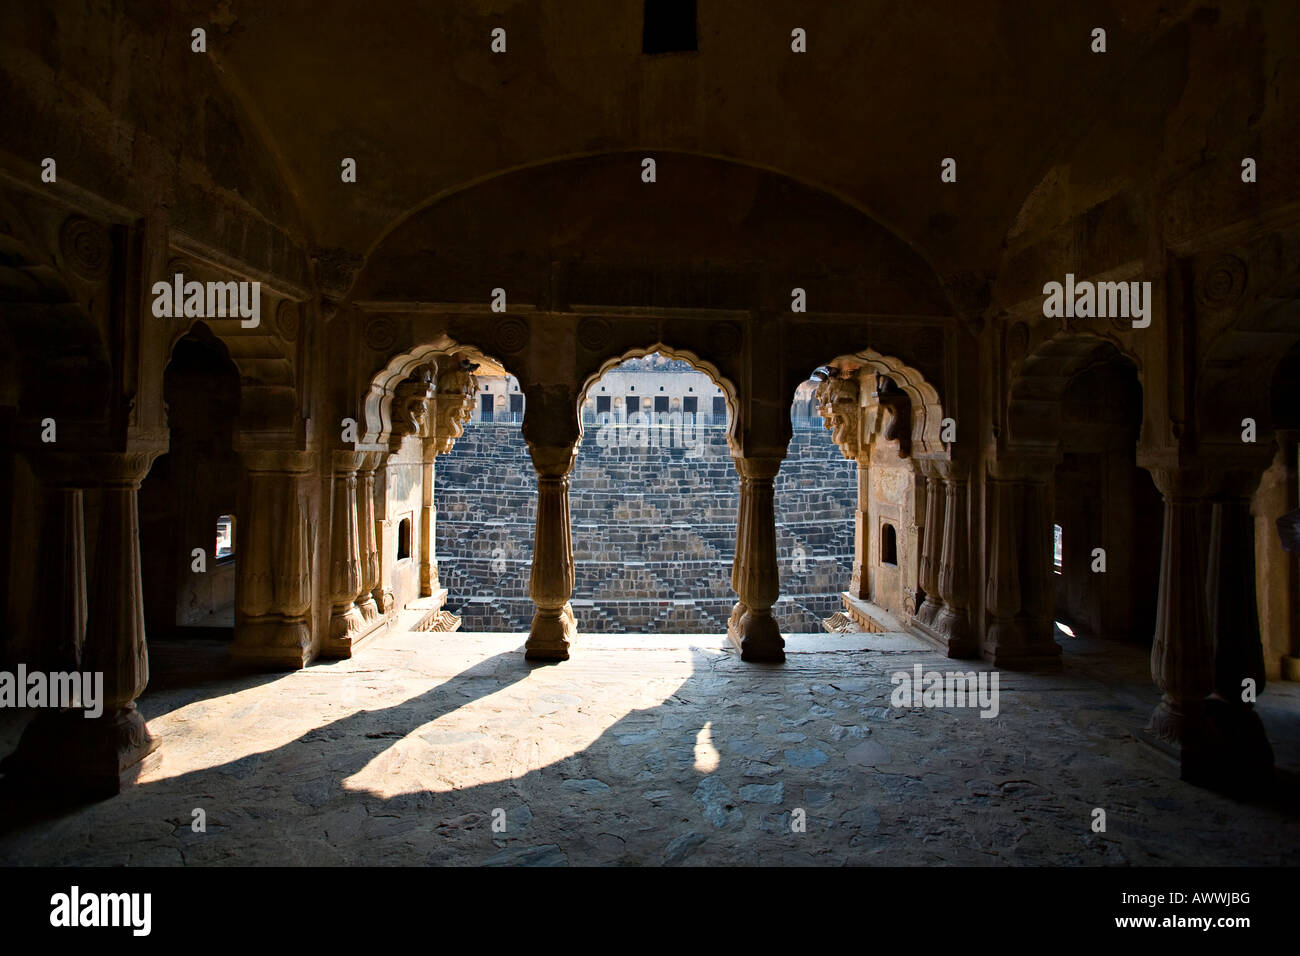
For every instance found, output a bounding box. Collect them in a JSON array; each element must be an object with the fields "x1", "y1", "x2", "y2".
[{"x1": 435, "y1": 421, "x2": 856, "y2": 633}]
